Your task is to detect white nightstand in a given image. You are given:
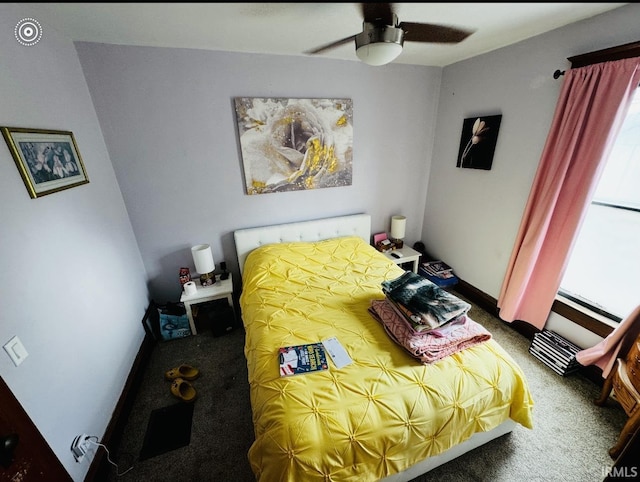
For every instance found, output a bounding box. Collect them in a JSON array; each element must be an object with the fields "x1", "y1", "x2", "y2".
[
  {"x1": 383, "y1": 246, "x2": 421, "y2": 273},
  {"x1": 180, "y1": 274, "x2": 234, "y2": 335}
]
